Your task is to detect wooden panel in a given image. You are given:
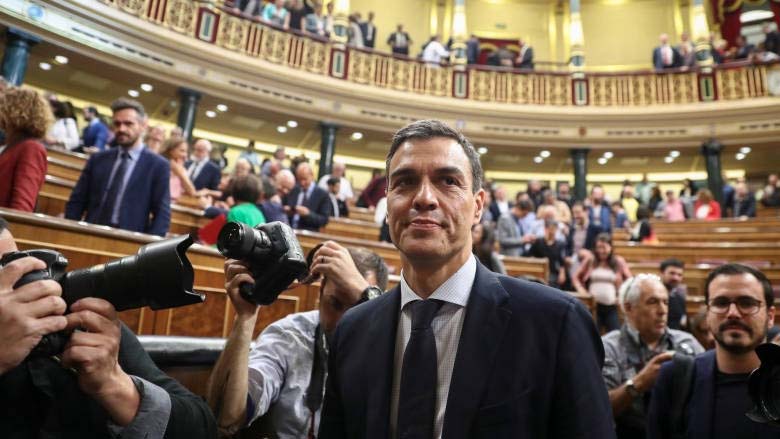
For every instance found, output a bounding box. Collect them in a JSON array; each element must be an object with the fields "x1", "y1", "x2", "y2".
[
  {"x1": 168, "y1": 291, "x2": 228, "y2": 337},
  {"x1": 46, "y1": 157, "x2": 82, "y2": 182},
  {"x1": 614, "y1": 241, "x2": 780, "y2": 265},
  {"x1": 615, "y1": 229, "x2": 780, "y2": 243},
  {"x1": 321, "y1": 217, "x2": 380, "y2": 241},
  {"x1": 46, "y1": 147, "x2": 87, "y2": 167},
  {"x1": 629, "y1": 262, "x2": 780, "y2": 296},
  {"x1": 349, "y1": 207, "x2": 375, "y2": 223}
]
